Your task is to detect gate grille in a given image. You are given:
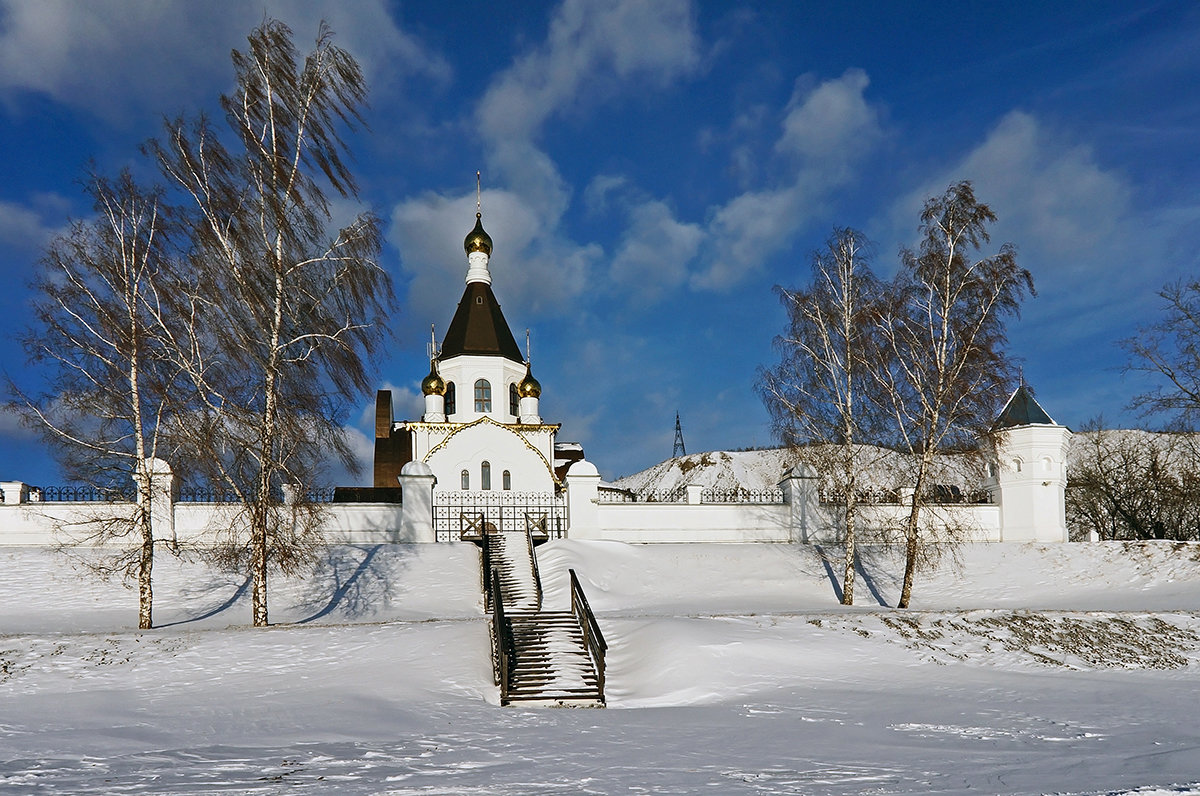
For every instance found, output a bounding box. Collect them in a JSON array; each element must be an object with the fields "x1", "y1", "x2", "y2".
[{"x1": 433, "y1": 490, "x2": 567, "y2": 543}]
